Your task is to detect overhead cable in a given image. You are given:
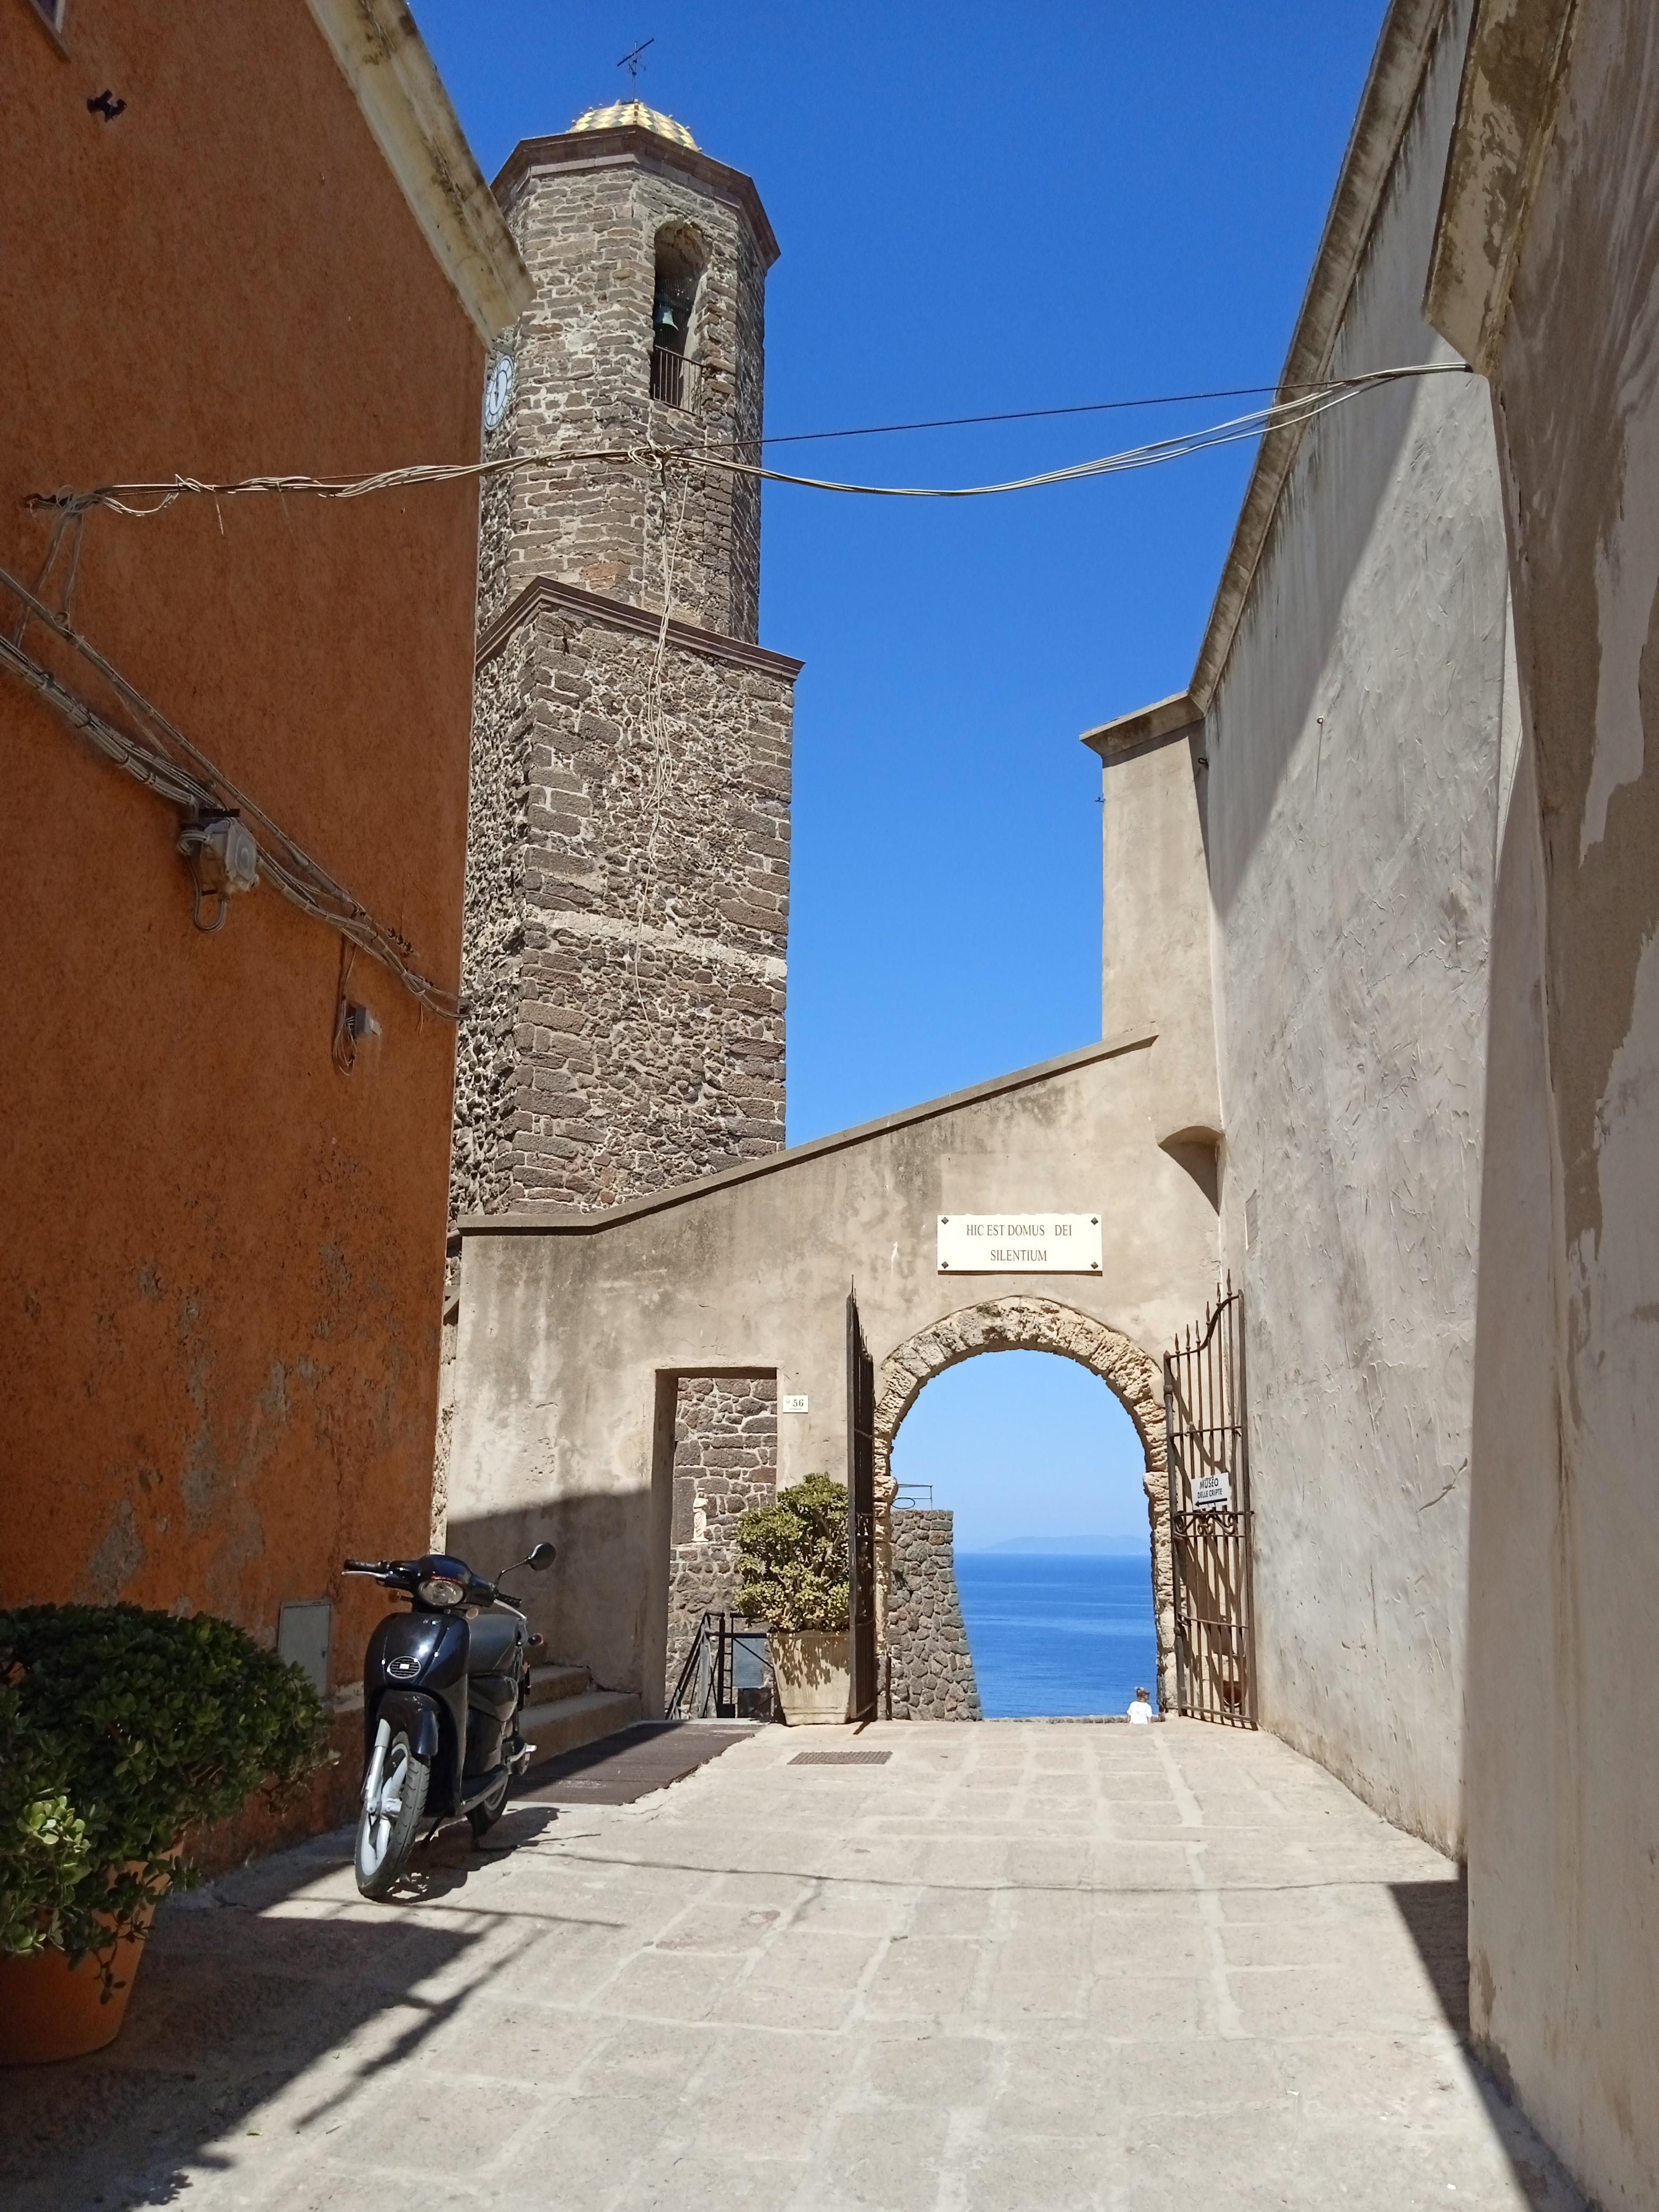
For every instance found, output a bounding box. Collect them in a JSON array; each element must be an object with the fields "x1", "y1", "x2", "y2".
[
  {"x1": 752, "y1": 373, "x2": 1453, "y2": 449},
  {"x1": 685, "y1": 372, "x2": 1458, "y2": 498},
  {"x1": 28, "y1": 365, "x2": 1471, "y2": 521}
]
